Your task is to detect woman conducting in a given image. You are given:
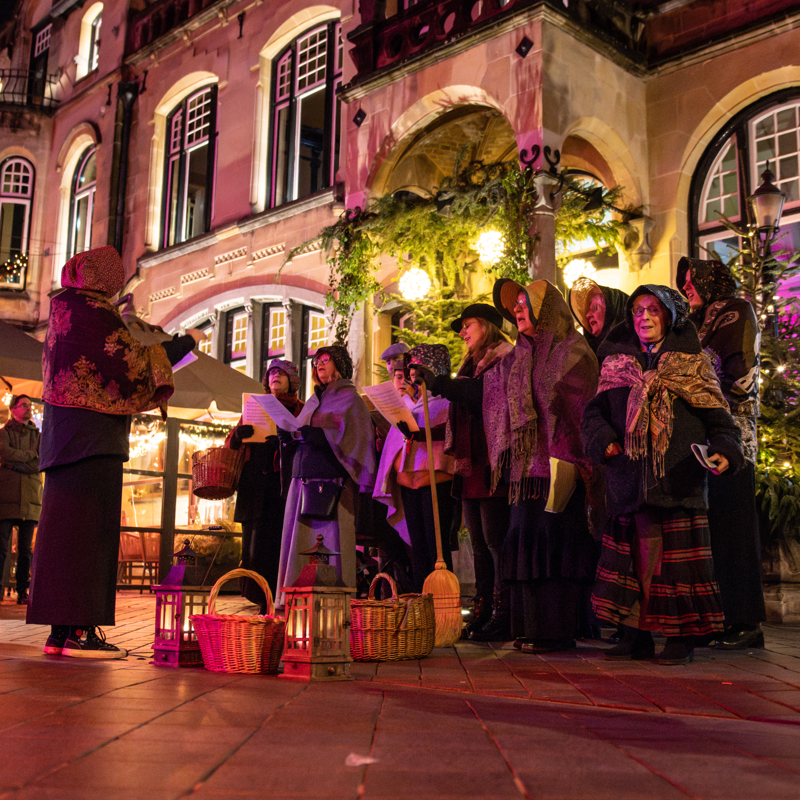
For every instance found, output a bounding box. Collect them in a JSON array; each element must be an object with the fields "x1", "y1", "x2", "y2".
[{"x1": 582, "y1": 285, "x2": 744, "y2": 664}]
